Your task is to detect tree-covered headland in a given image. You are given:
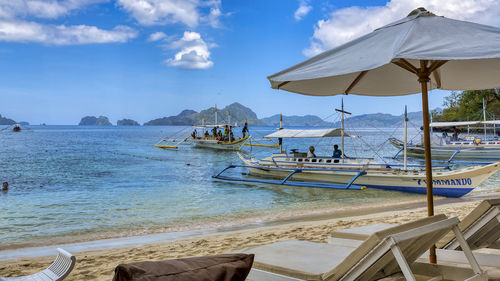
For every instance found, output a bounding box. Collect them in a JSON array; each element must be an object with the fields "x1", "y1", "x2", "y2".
[{"x1": 433, "y1": 89, "x2": 500, "y2": 122}]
